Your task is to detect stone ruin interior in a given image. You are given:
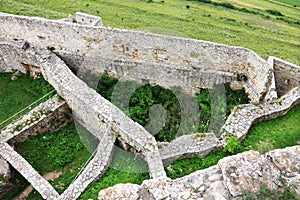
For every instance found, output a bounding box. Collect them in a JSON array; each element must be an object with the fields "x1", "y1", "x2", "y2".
[{"x1": 0, "y1": 12, "x2": 299, "y2": 199}]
